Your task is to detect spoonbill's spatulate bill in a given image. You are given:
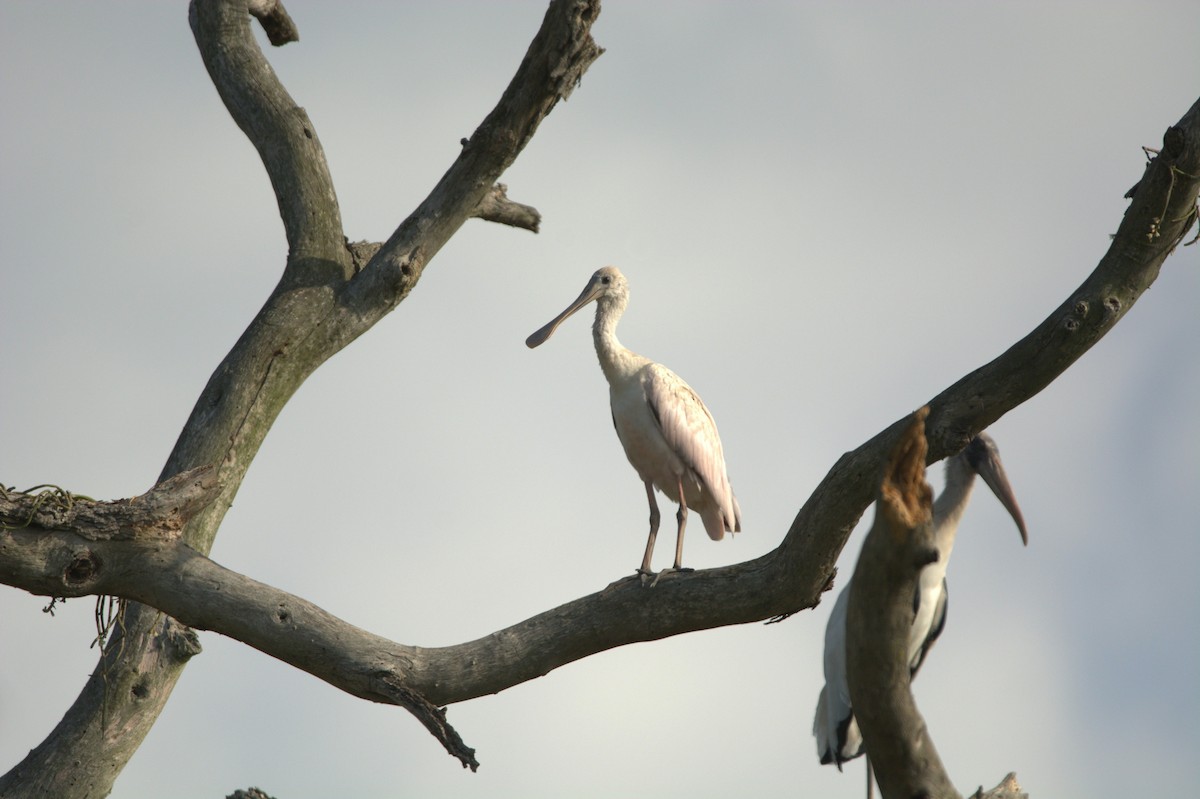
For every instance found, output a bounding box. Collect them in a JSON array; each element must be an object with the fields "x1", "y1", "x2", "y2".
[
  {"x1": 814, "y1": 433, "x2": 1028, "y2": 780},
  {"x1": 526, "y1": 266, "x2": 741, "y2": 579}
]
